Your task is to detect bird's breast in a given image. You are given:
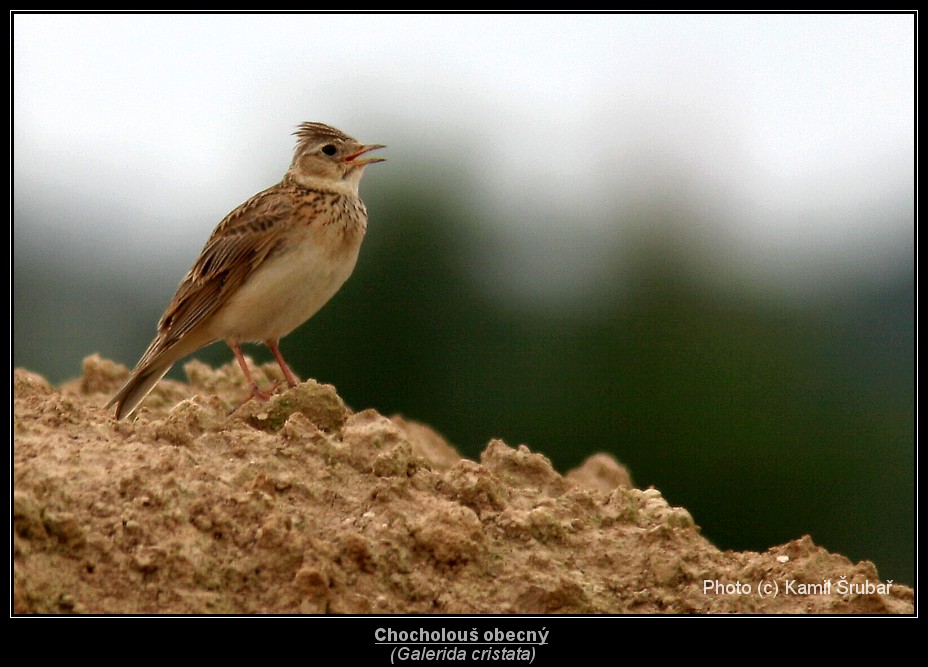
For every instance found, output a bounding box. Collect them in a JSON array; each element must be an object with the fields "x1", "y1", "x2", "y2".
[{"x1": 209, "y1": 204, "x2": 366, "y2": 343}]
